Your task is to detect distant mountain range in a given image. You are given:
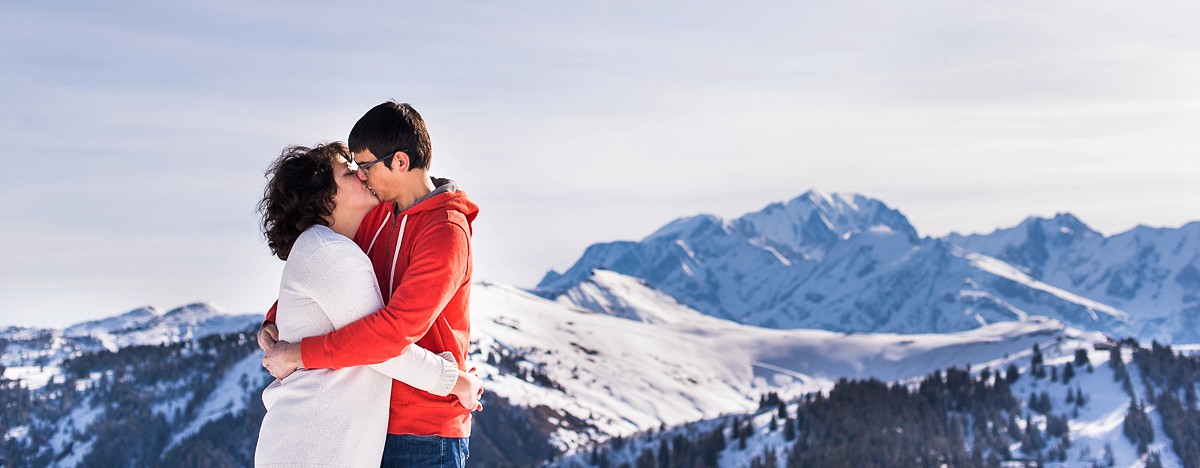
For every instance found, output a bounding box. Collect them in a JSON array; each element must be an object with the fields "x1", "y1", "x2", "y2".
[
  {"x1": 537, "y1": 189, "x2": 1200, "y2": 344},
  {"x1": 0, "y1": 301, "x2": 257, "y2": 370}
]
